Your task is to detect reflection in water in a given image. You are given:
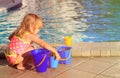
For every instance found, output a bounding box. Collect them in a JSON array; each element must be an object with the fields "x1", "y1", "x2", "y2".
[
  {"x1": 34, "y1": 0, "x2": 90, "y2": 43},
  {"x1": 0, "y1": 0, "x2": 120, "y2": 44}
]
